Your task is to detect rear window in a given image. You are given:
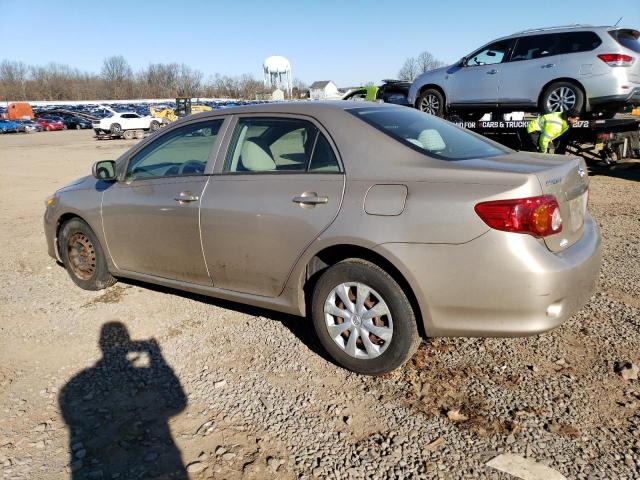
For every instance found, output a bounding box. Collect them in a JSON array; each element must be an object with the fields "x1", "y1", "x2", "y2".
[
  {"x1": 349, "y1": 107, "x2": 509, "y2": 161},
  {"x1": 609, "y1": 29, "x2": 640, "y2": 53}
]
